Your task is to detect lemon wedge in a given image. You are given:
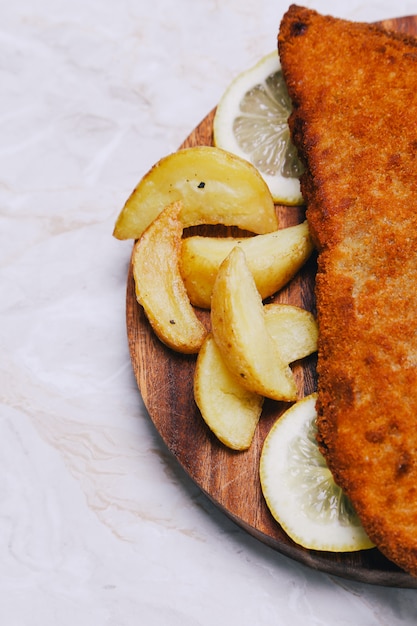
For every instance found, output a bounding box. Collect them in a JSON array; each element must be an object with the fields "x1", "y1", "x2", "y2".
[
  {"x1": 213, "y1": 51, "x2": 304, "y2": 206},
  {"x1": 260, "y1": 395, "x2": 374, "y2": 552}
]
